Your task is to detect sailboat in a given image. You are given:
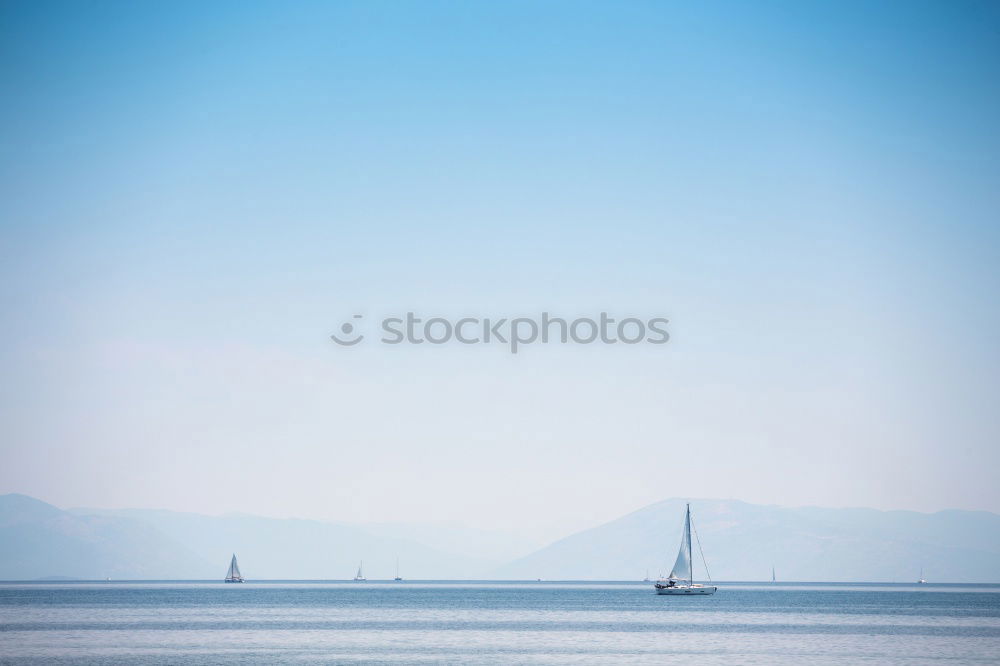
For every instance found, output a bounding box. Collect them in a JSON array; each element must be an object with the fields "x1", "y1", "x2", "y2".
[
  {"x1": 918, "y1": 567, "x2": 927, "y2": 584},
  {"x1": 654, "y1": 503, "x2": 717, "y2": 595},
  {"x1": 353, "y1": 562, "x2": 366, "y2": 581},
  {"x1": 224, "y1": 554, "x2": 244, "y2": 583},
  {"x1": 772, "y1": 566, "x2": 776, "y2": 583},
  {"x1": 394, "y1": 557, "x2": 403, "y2": 582}
]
